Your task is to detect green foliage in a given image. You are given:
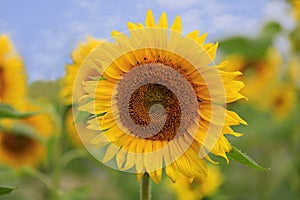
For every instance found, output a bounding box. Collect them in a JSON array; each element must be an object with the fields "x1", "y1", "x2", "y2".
[
  {"x1": 290, "y1": 26, "x2": 300, "y2": 52},
  {"x1": 260, "y1": 21, "x2": 282, "y2": 39},
  {"x1": 74, "y1": 110, "x2": 90, "y2": 124},
  {"x1": 63, "y1": 186, "x2": 90, "y2": 200},
  {"x1": 219, "y1": 21, "x2": 282, "y2": 60},
  {"x1": 219, "y1": 37, "x2": 270, "y2": 60},
  {"x1": 0, "y1": 103, "x2": 37, "y2": 119},
  {"x1": 227, "y1": 146, "x2": 269, "y2": 171},
  {"x1": 29, "y1": 80, "x2": 61, "y2": 103},
  {"x1": 0, "y1": 187, "x2": 16, "y2": 196}
]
